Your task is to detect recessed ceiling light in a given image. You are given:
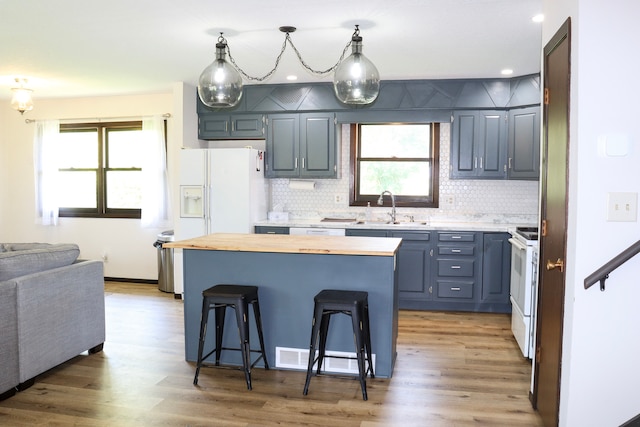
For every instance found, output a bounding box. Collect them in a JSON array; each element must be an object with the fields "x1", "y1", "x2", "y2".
[
  {"x1": 532, "y1": 14, "x2": 544, "y2": 23},
  {"x1": 501, "y1": 69, "x2": 514, "y2": 76},
  {"x1": 286, "y1": 75, "x2": 298, "y2": 81}
]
